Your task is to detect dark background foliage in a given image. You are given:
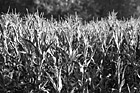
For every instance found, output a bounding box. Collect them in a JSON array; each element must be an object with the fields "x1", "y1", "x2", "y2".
[{"x1": 0, "y1": 0, "x2": 140, "y2": 21}]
